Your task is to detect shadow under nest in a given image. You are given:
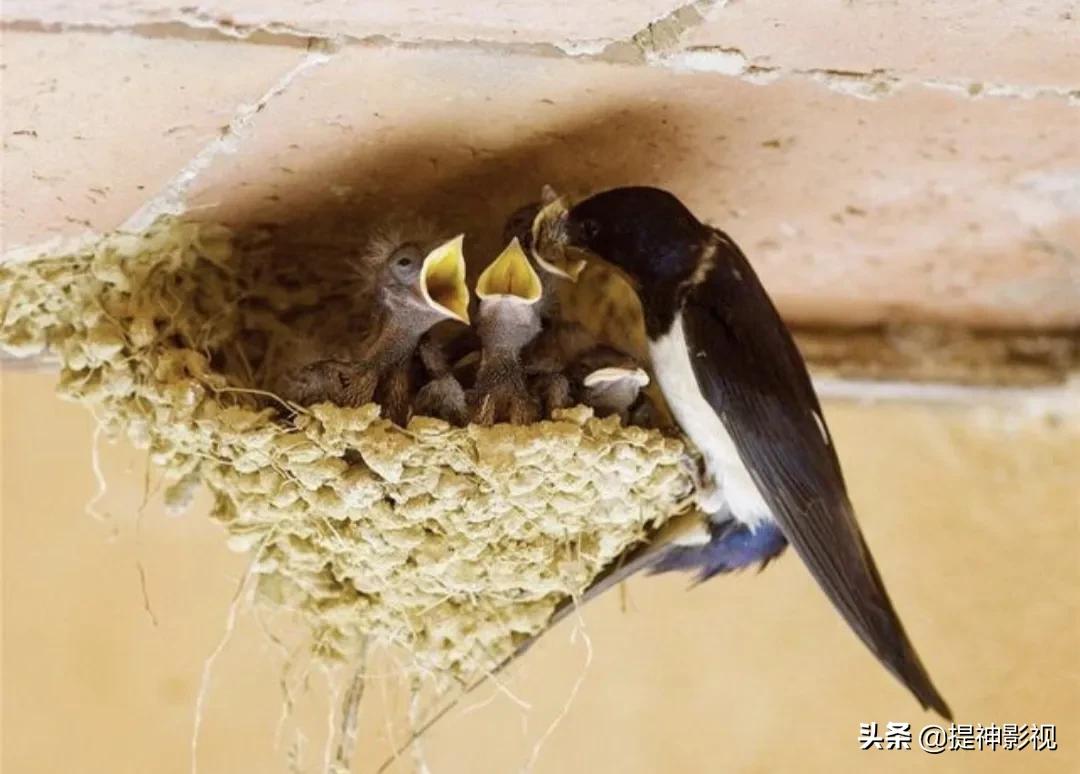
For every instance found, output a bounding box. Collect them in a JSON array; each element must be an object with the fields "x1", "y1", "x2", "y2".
[{"x1": 0, "y1": 210, "x2": 695, "y2": 688}]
